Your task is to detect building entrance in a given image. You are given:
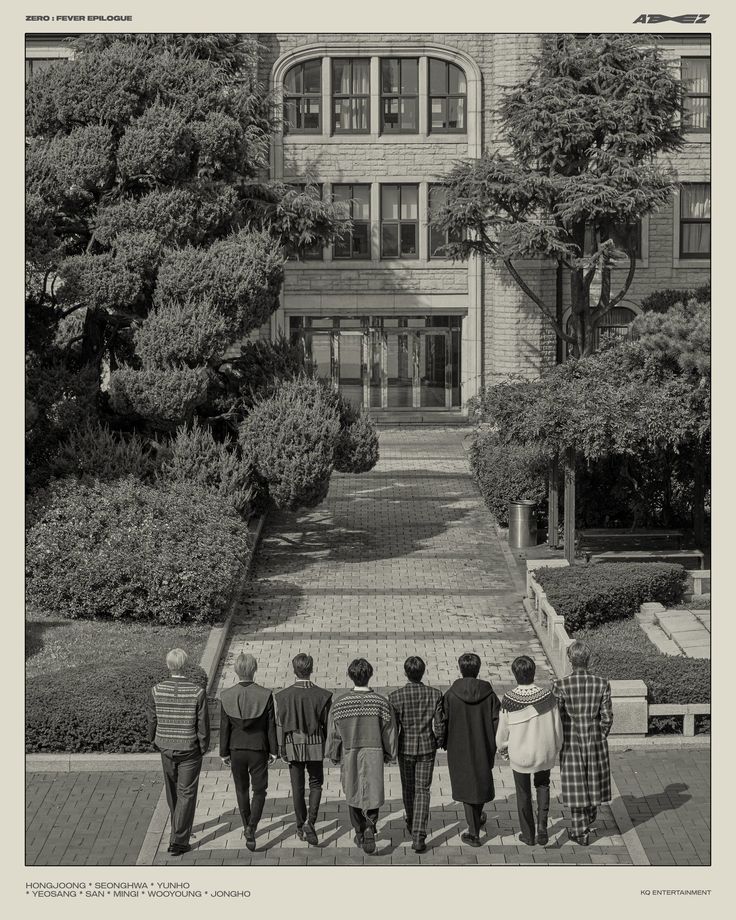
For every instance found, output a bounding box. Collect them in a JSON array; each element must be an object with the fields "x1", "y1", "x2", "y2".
[{"x1": 289, "y1": 316, "x2": 462, "y2": 410}]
